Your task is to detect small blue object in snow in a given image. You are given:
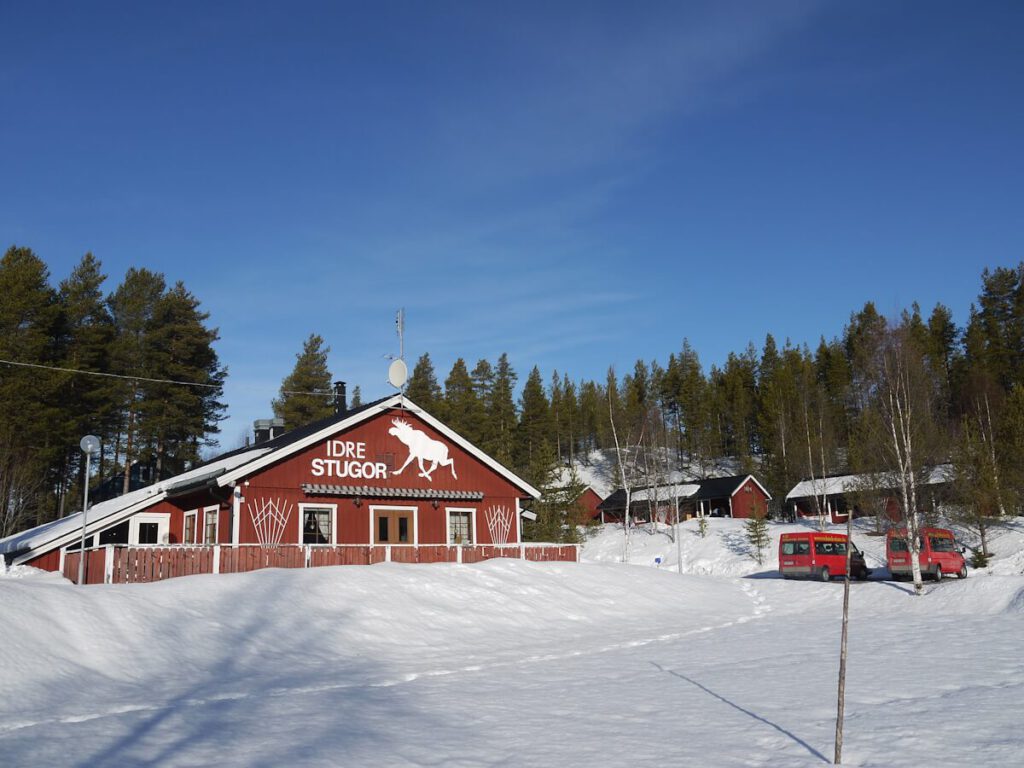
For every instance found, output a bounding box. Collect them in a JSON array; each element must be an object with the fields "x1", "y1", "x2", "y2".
[{"x1": 654, "y1": 556, "x2": 662, "y2": 566}]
